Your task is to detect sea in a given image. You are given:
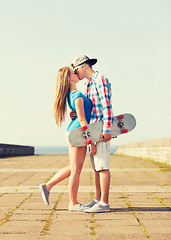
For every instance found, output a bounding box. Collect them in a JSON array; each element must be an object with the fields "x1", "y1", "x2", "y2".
[{"x1": 35, "y1": 145, "x2": 117, "y2": 155}]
